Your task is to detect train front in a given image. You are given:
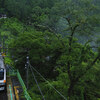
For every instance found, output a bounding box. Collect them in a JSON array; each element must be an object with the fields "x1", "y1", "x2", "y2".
[
  {"x1": 0, "y1": 68, "x2": 6, "y2": 91},
  {"x1": 0, "y1": 55, "x2": 6, "y2": 91}
]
